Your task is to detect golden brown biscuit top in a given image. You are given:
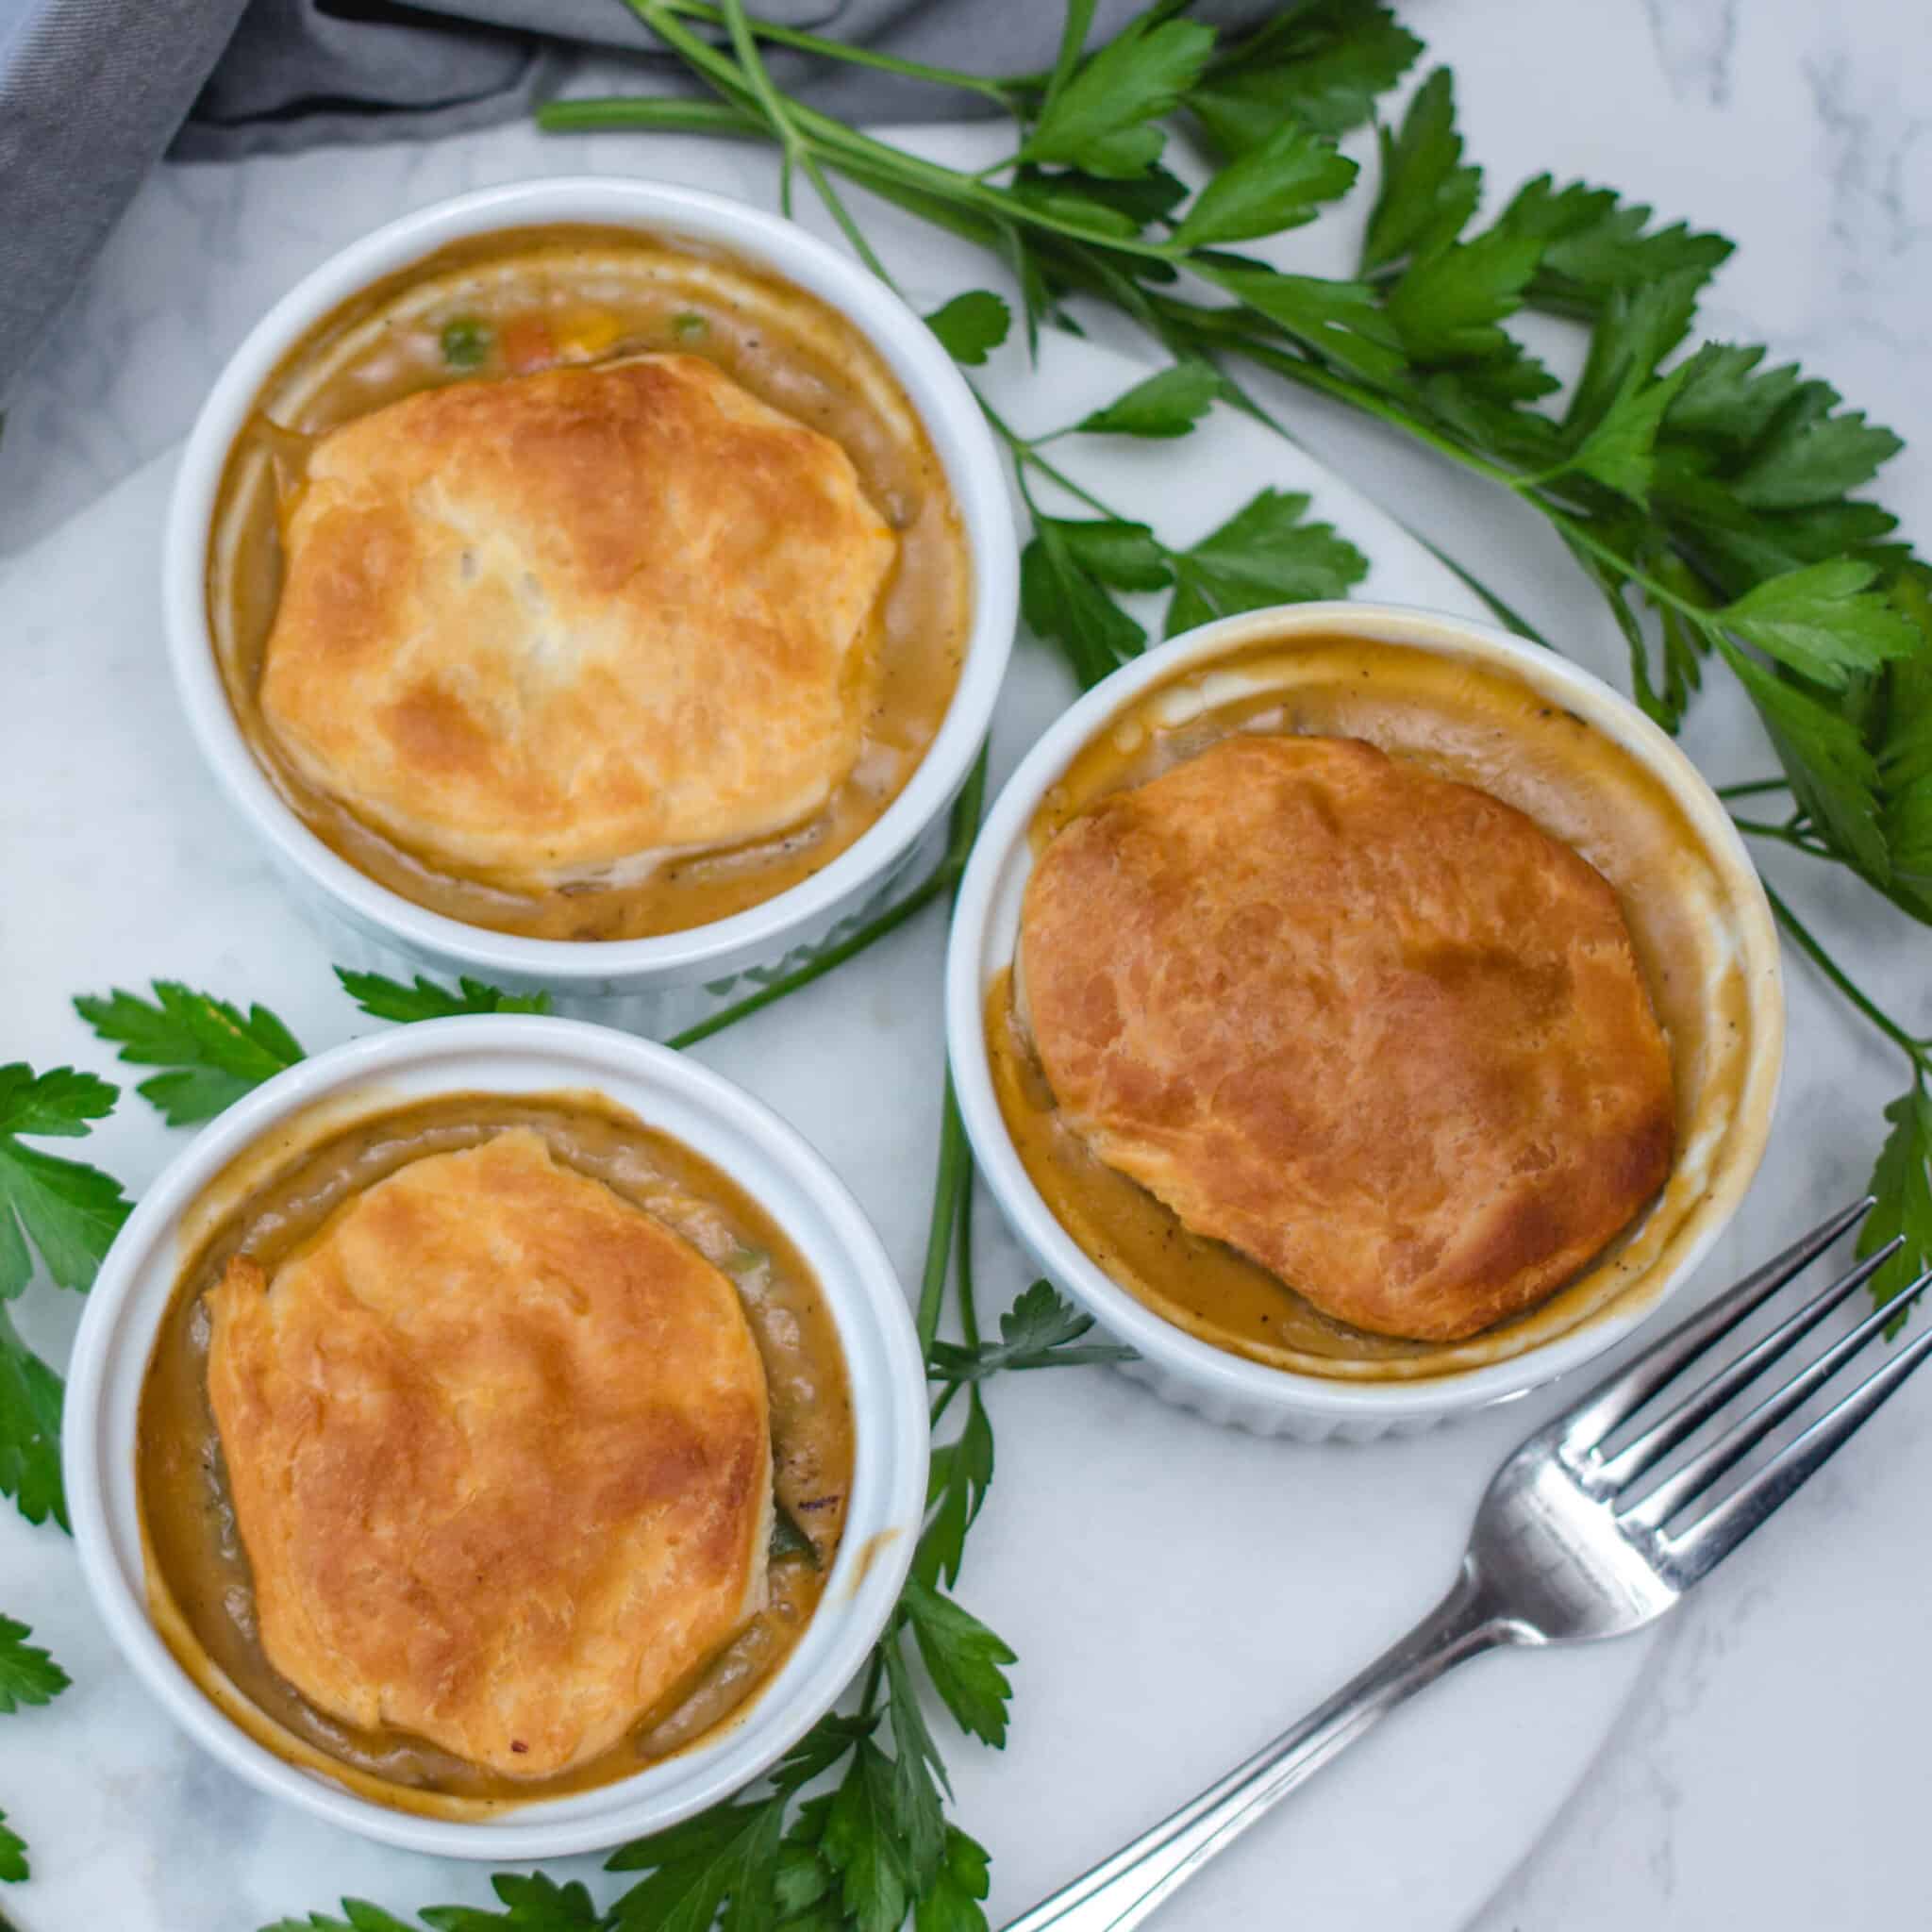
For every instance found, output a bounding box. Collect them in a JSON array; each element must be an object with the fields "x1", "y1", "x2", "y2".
[
  {"x1": 206, "y1": 1128, "x2": 772, "y2": 1778},
  {"x1": 1018, "y1": 734, "x2": 1675, "y2": 1342},
  {"x1": 258, "y1": 354, "x2": 898, "y2": 887}
]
